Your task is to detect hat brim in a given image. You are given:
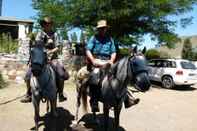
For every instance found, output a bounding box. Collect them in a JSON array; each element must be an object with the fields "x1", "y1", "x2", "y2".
[{"x1": 96, "y1": 25, "x2": 108, "y2": 29}]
